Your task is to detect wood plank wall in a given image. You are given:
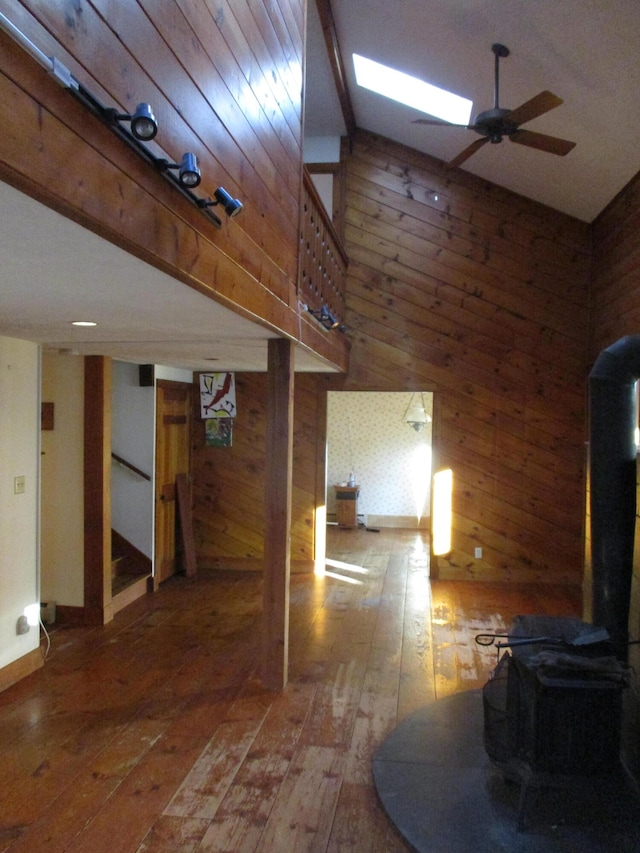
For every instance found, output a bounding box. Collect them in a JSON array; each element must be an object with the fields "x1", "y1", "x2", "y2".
[
  {"x1": 0, "y1": 0, "x2": 349, "y2": 367},
  {"x1": 192, "y1": 372, "x2": 320, "y2": 572},
  {"x1": 590, "y1": 170, "x2": 640, "y2": 781},
  {"x1": 333, "y1": 130, "x2": 591, "y2": 584},
  {"x1": 590, "y1": 174, "x2": 640, "y2": 361}
]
